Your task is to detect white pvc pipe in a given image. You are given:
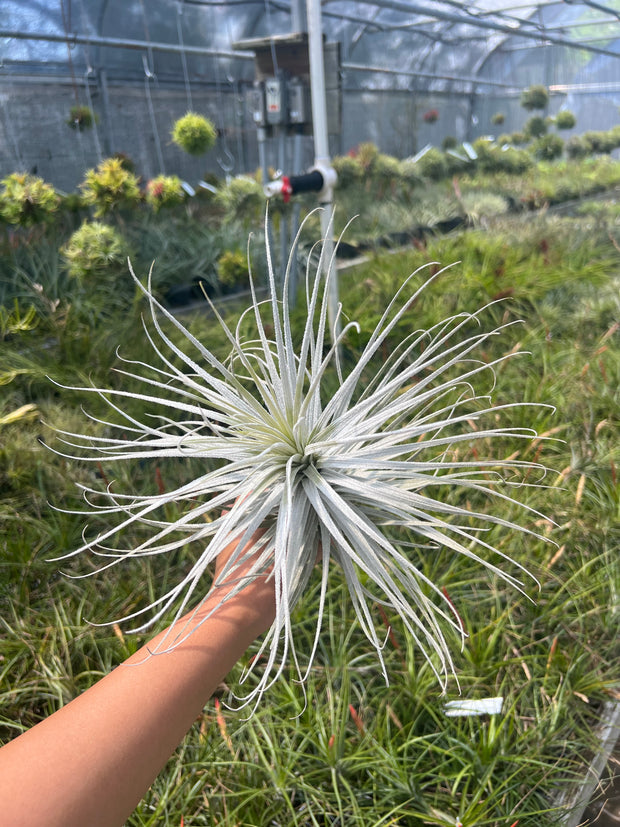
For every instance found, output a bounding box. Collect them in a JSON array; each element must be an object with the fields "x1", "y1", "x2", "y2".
[{"x1": 306, "y1": 0, "x2": 340, "y2": 341}]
